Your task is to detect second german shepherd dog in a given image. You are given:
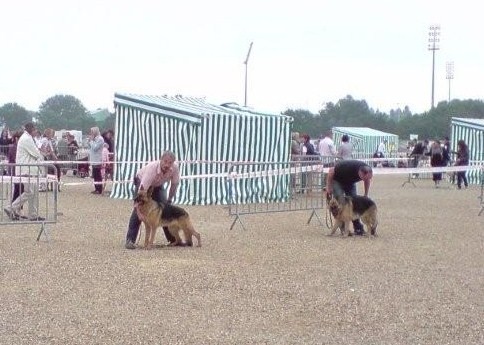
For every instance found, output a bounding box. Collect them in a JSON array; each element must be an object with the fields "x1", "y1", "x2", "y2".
[
  {"x1": 328, "y1": 195, "x2": 378, "y2": 237},
  {"x1": 134, "y1": 187, "x2": 201, "y2": 249}
]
